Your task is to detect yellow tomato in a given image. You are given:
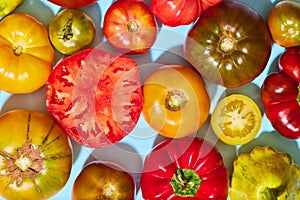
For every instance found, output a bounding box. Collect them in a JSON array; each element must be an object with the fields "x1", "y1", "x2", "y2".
[
  {"x1": 142, "y1": 65, "x2": 210, "y2": 138},
  {"x1": 0, "y1": 110, "x2": 72, "y2": 200},
  {"x1": 211, "y1": 94, "x2": 262, "y2": 145},
  {"x1": 0, "y1": 13, "x2": 54, "y2": 94}
]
